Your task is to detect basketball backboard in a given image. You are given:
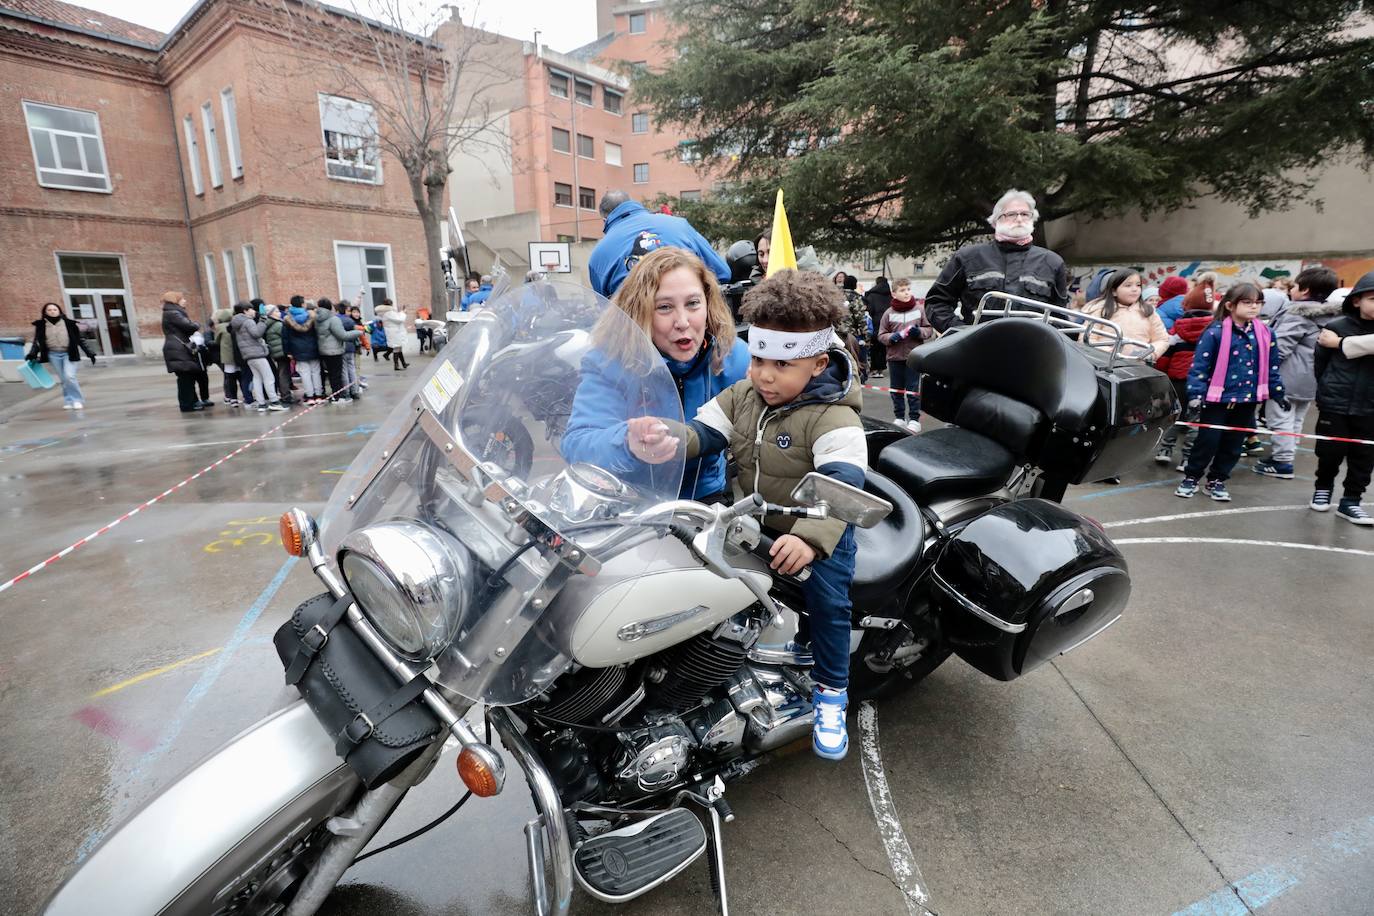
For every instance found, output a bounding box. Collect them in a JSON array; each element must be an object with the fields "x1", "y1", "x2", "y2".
[{"x1": 528, "y1": 241, "x2": 572, "y2": 274}]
